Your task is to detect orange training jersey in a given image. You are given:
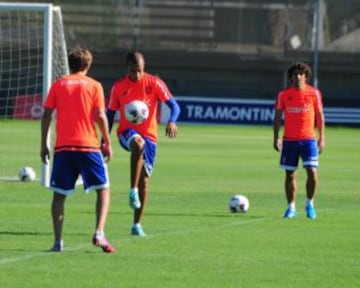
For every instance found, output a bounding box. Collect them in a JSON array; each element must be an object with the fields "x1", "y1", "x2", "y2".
[
  {"x1": 107, "y1": 73, "x2": 173, "y2": 142},
  {"x1": 275, "y1": 84, "x2": 323, "y2": 140},
  {"x1": 43, "y1": 73, "x2": 105, "y2": 152}
]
